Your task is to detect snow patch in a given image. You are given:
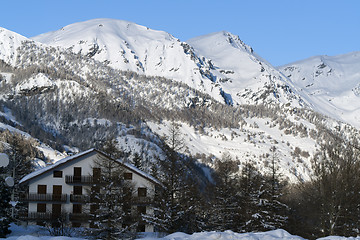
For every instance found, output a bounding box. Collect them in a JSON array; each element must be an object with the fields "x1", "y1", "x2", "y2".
[{"x1": 15, "y1": 73, "x2": 55, "y2": 95}]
